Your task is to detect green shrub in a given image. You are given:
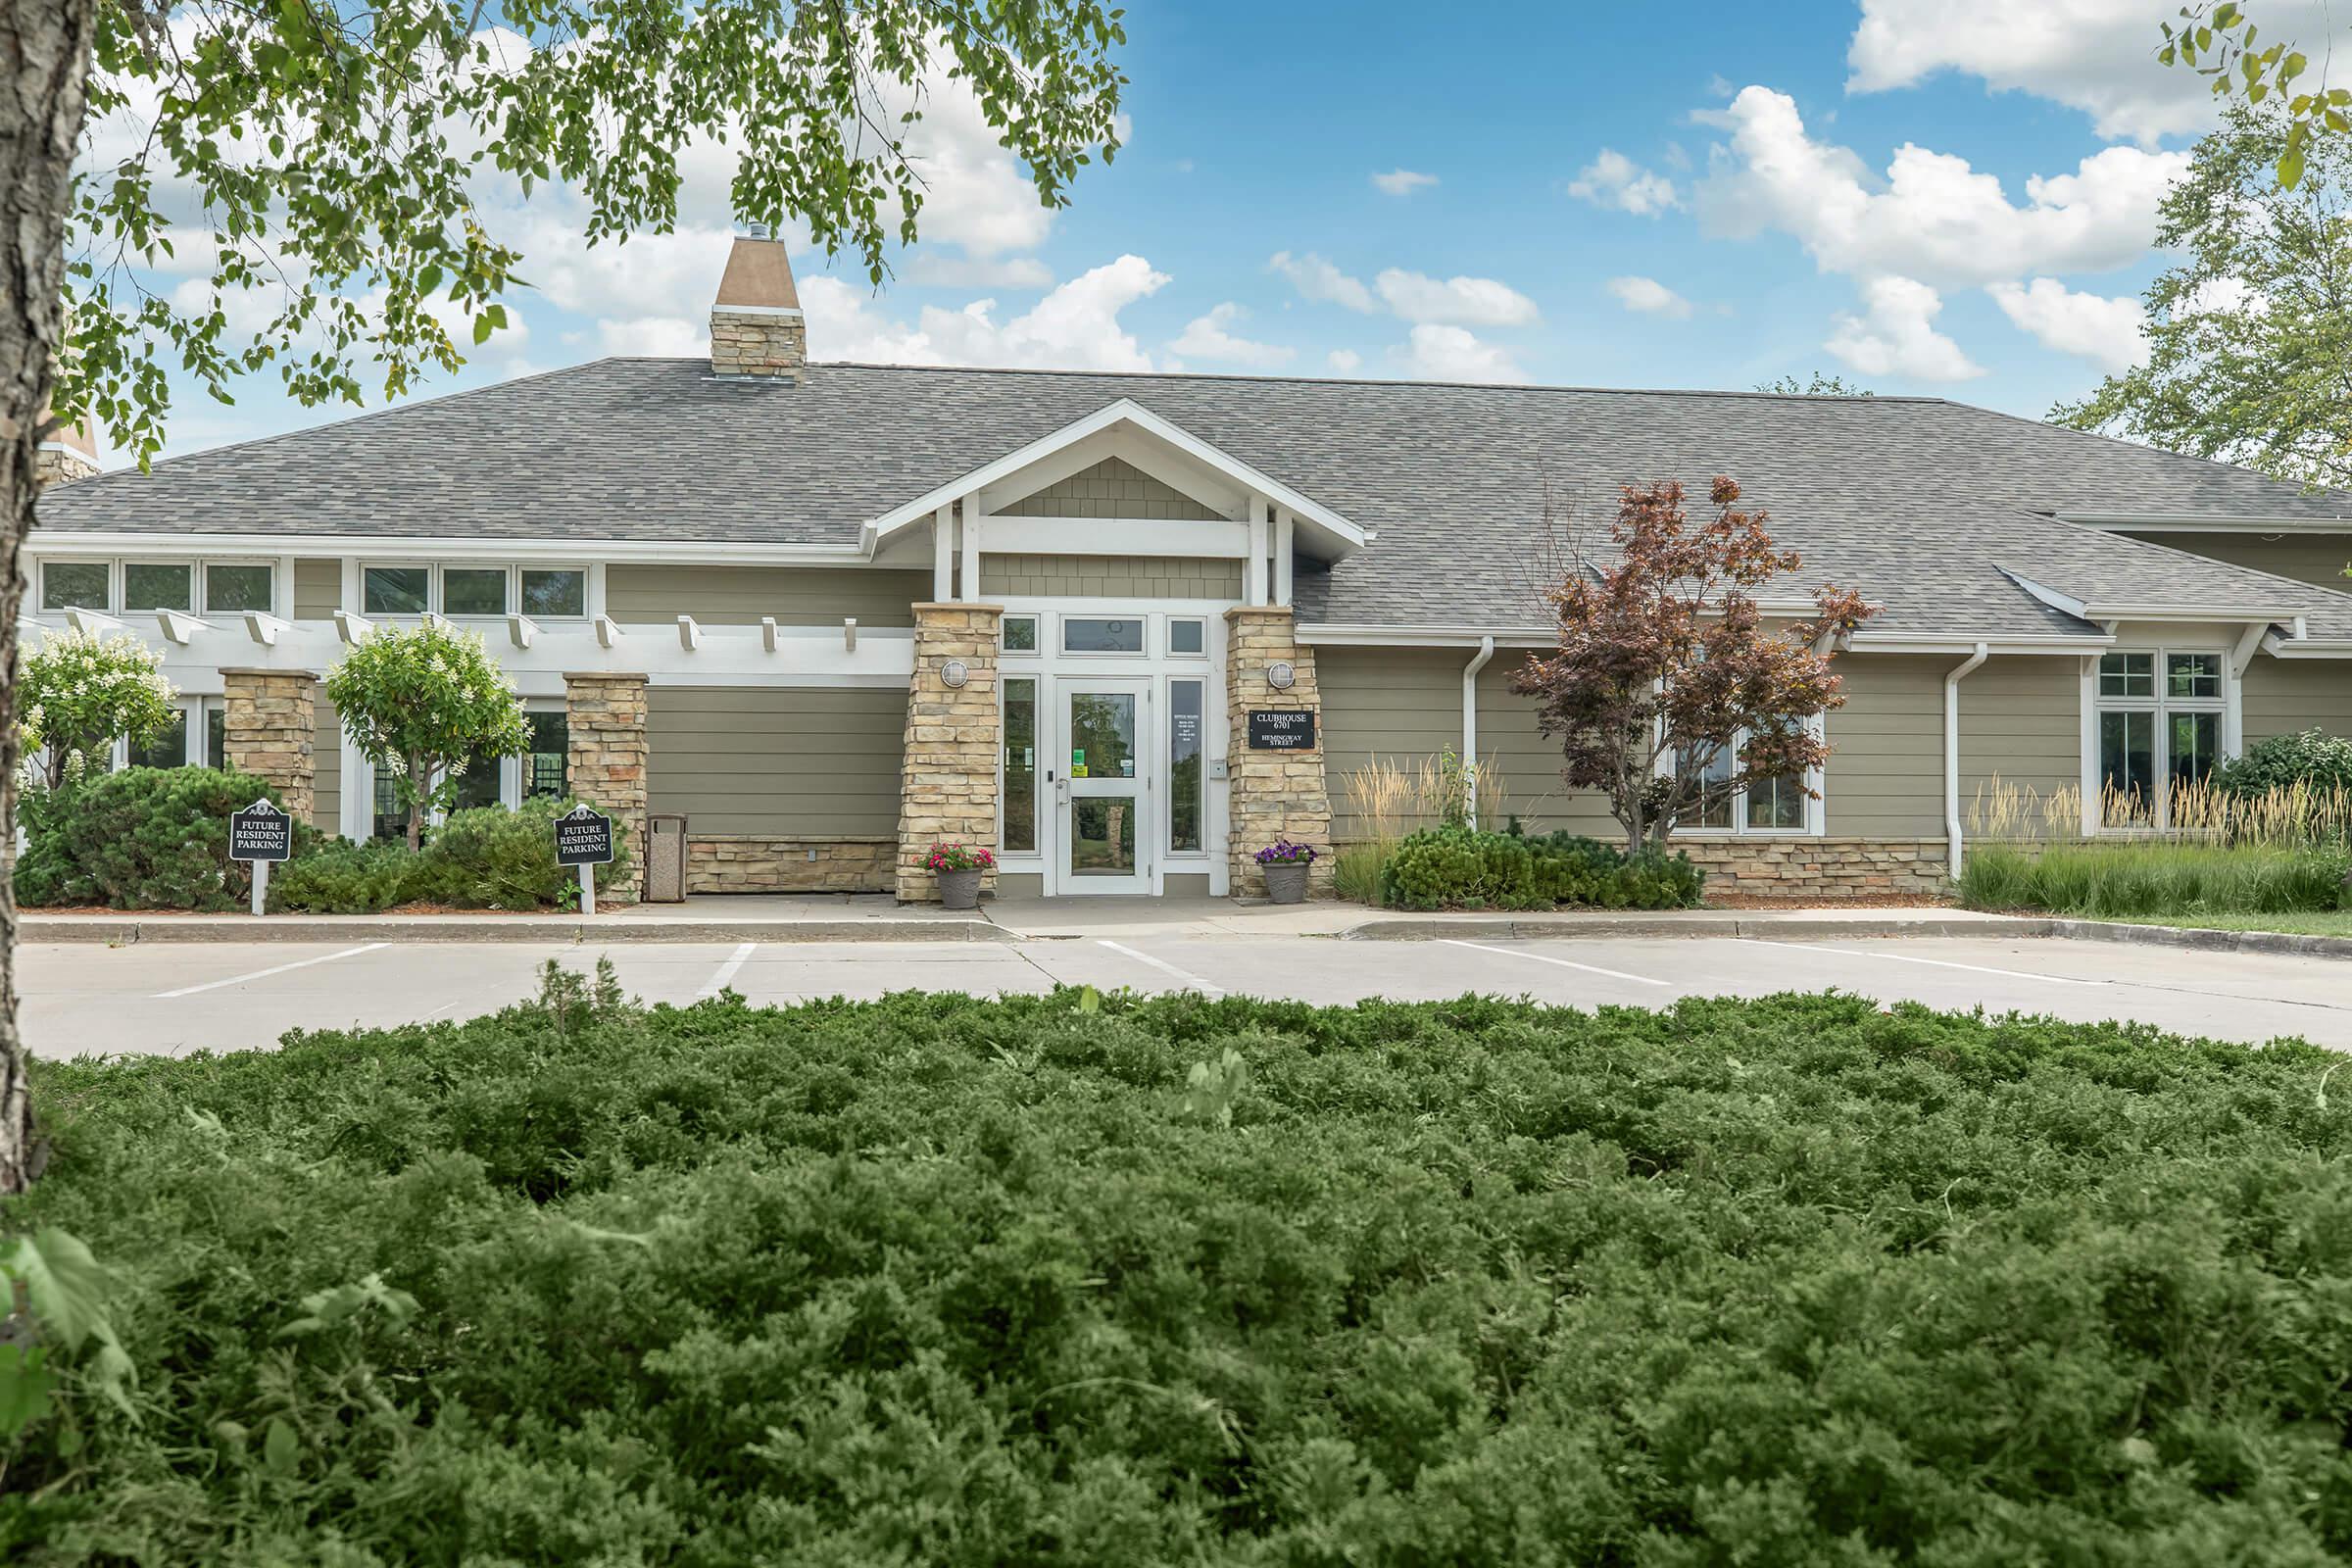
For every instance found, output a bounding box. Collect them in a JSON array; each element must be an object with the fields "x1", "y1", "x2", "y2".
[
  {"x1": 1958, "y1": 840, "x2": 2349, "y2": 917},
  {"x1": 269, "y1": 797, "x2": 634, "y2": 912},
  {"x1": 2214, "y1": 726, "x2": 2352, "y2": 797},
  {"x1": 1379, "y1": 826, "x2": 1702, "y2": 910},
  {"x1": 14, "y1": 985, "x2": 2352, "y2": 1560},
  {"x1": 15, "y1": 766, "x2": 316, "y2": 910}
]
